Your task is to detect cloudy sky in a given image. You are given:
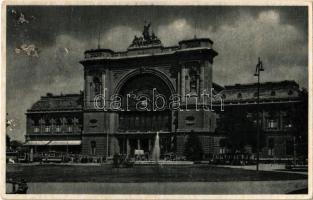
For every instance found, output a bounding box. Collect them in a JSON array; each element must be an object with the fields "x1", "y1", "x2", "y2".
[{"x1": 6, "y1": 6, "x2": 308, "y2": 141}]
